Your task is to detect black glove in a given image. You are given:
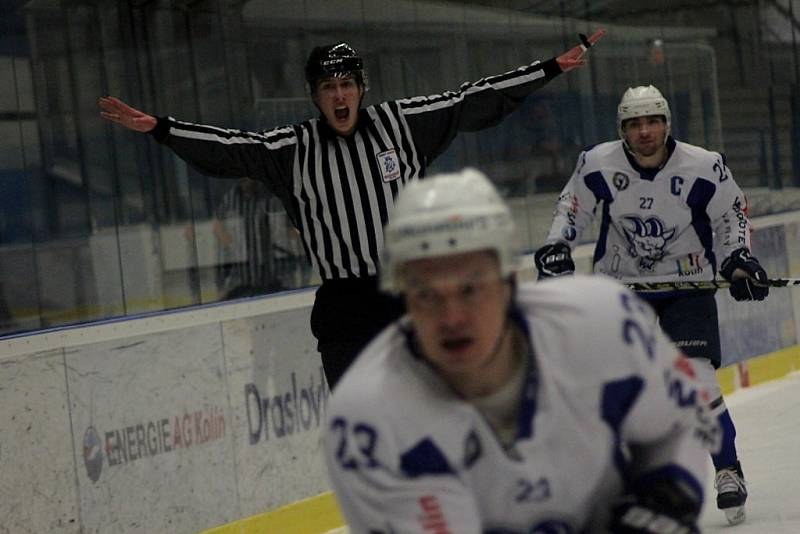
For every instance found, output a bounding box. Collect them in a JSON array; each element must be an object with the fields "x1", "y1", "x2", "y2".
[
  {"x1": 609, "y1": 498, "x2": 699, "y2": 534},
  {"x1": 719, "y1": 248, "x2": 769, "y2": 301},
  {"x1": 534, "y1": 242, "x2": 575, "y2": 280},
  {"x1": 608, "y1": 474, "x2": 702, "y2": 534}
]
